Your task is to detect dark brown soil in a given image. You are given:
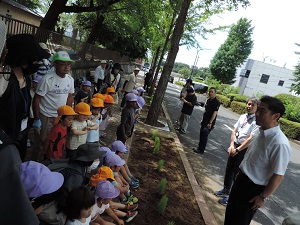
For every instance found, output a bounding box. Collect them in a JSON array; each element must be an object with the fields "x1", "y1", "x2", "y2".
[{"x1": 128, "y1": 130, "x2": 205, "y2": 225}]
